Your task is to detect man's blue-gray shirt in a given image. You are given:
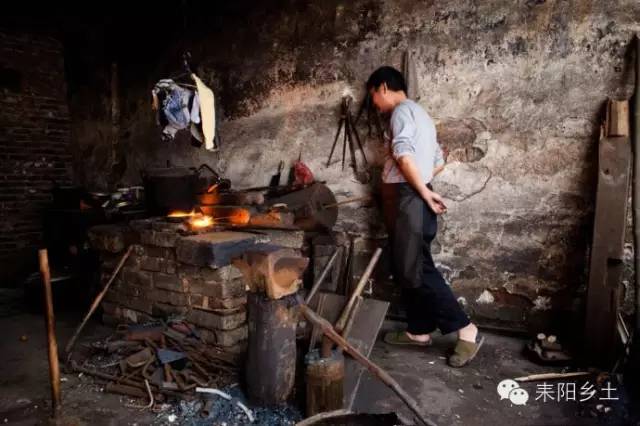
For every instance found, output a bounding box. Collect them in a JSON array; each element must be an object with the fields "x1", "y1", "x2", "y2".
[{"x1": 382, "y1": 99, "x2": 444, "y2": 184}]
